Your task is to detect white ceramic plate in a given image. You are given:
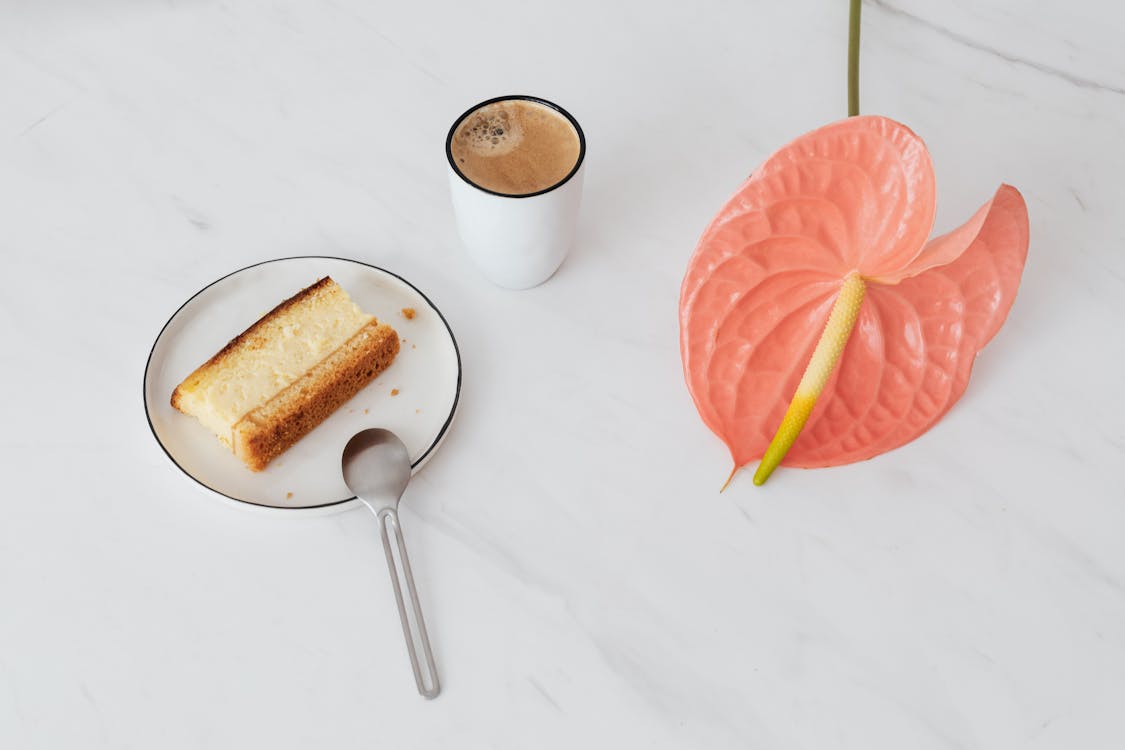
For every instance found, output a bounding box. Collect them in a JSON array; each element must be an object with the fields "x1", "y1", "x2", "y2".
[{"x1": 144, "y1": 257, "x2": 461, "y2": 514}]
